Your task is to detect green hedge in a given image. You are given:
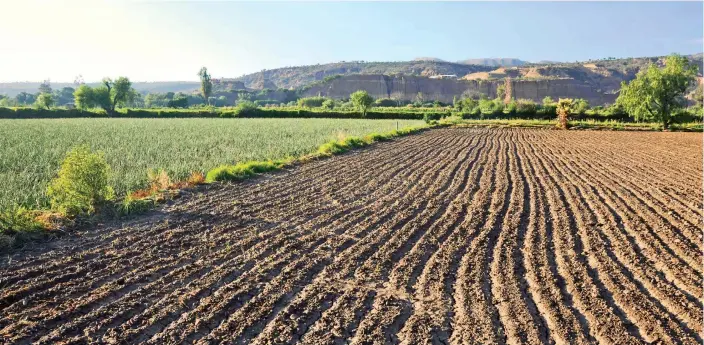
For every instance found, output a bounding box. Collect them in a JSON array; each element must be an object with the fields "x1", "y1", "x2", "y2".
[
  {"x1": 1, "y1": 106, "x2": 701, "y2": 123},
  {"x1": 0, "y1": 107, "x2": 439, "y2": 120},
  {"x1": 0, "y1": 108, "x2": 108, "y2": 119}
]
